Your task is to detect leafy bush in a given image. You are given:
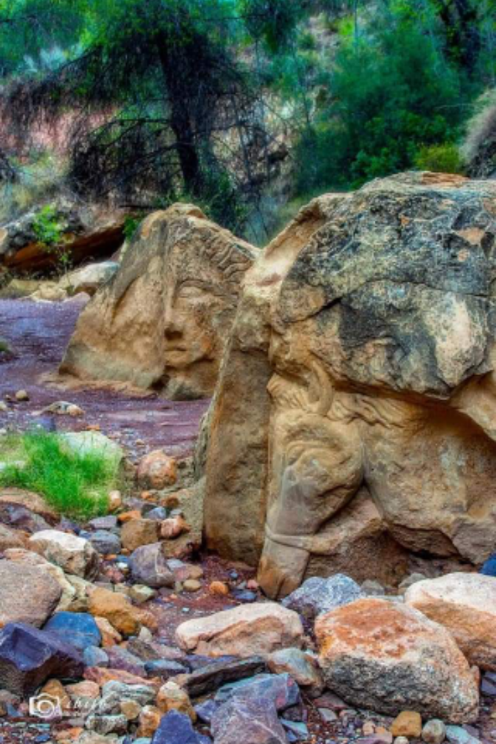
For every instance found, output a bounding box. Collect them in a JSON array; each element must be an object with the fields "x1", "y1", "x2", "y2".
[
  {"x1": 0, "y1": 432, "x2": 117, "y2": 519},
  {"x1": 32, "y1": 204, "x2": 65, "y2": 246},
  {"x1": 0, "y1": 338, "x2": 10, "y2": 354},
  {"x1": 414, "y1": 143, "x2": 465, "y2": 174},
  {"x1": 123, "y1": 214, "x2": 143, "y2": 242},
  {"x1": 295, "y1": 13, "x2": 470, "y2": 194}
]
